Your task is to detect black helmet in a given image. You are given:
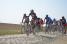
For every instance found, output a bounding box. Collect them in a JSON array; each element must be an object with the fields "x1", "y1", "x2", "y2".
[
  {"x1": 46, "y1": 14, "x2": 48, "y2": 17},
  {"x1": 53, "y1": 18, "x2": 56, "y2": 21},
  {"x1": 62, "y1": 16, "x2": 64, "y2": 19},
  {"x1": 30, "y1": 9, "x2": 34, "y2": 13},
  {"x1": 24, "y1": 13, "x2": 26, "y2": 16}
]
